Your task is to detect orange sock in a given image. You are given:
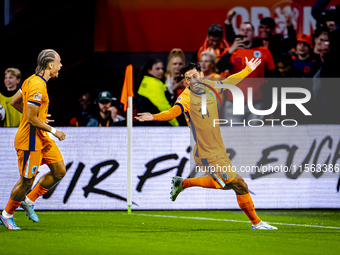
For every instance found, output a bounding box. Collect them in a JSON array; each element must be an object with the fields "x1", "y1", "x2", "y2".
[
  {"x1": 27, "y1": 183, "x2": 49, "y2": 202},
  {"x1": 236, "y1": 193, "x2": 261, "y2": 225},
  {"x1": 182, "y1": 176, "x2": 219, "y2": 189},
  {"x1": 4, "y1": 198, "x2": 22, "y2": 215}
]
